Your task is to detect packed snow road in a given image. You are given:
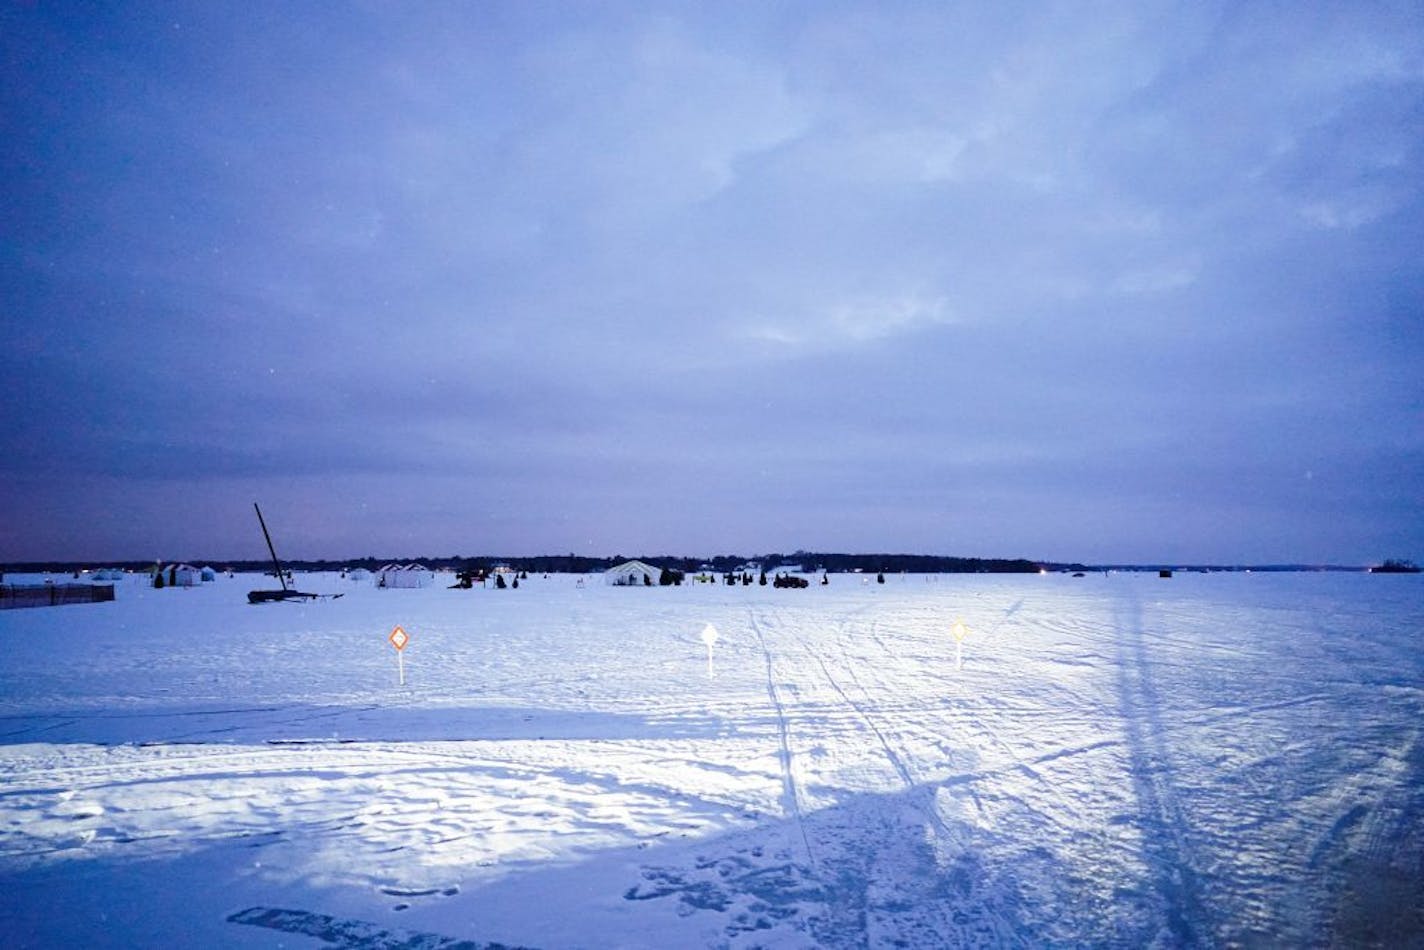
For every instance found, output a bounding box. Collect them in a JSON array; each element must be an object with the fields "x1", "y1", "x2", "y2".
[{"x1": 0, "y1": 571, "x2": 1420, "y2": 947}]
